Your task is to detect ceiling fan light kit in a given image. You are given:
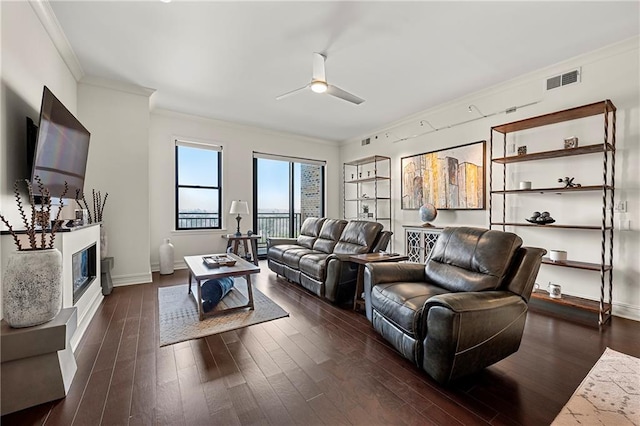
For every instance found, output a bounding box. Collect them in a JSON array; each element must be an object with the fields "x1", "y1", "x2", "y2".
[
  {"x1": 310, "y1": 80, "x2": 328, "y2": 93},
  {"x1": 277, "y1": 52, "x2": 364, "y2": 105}
]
